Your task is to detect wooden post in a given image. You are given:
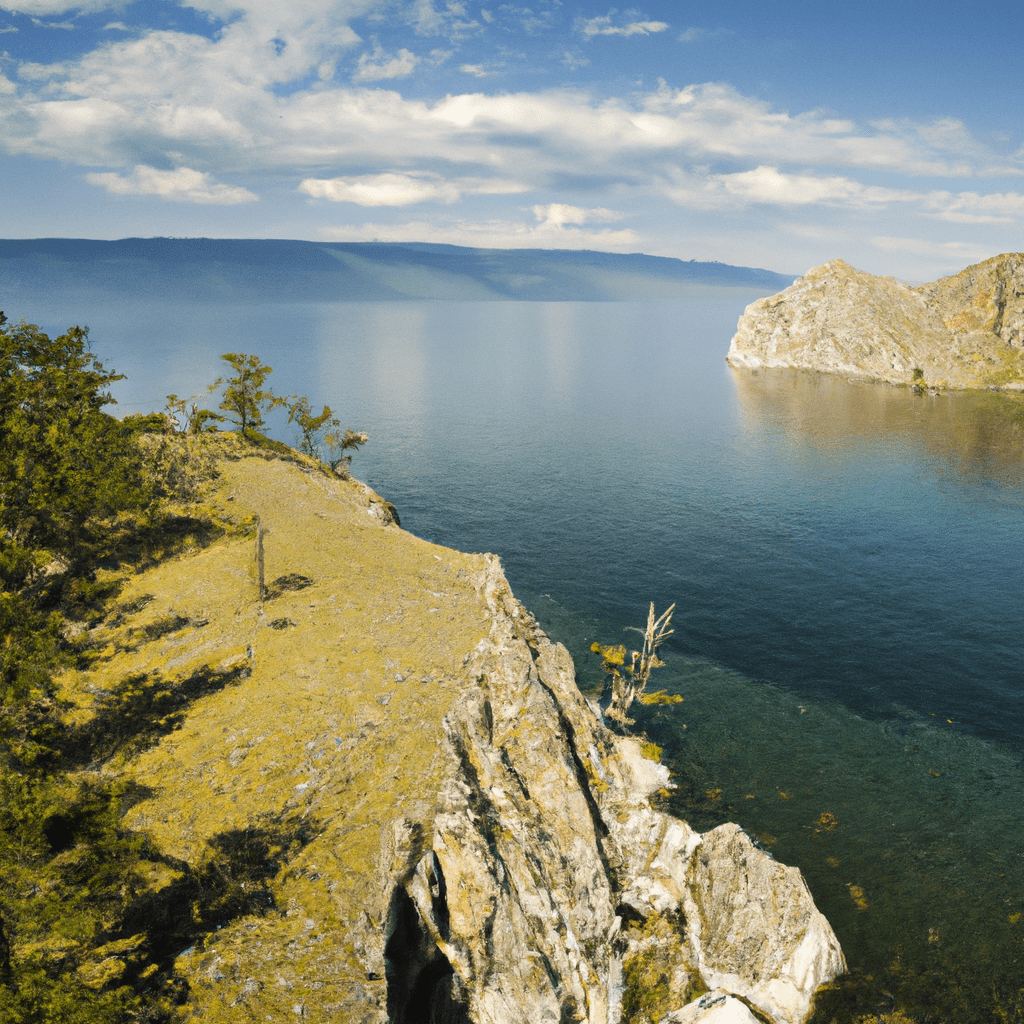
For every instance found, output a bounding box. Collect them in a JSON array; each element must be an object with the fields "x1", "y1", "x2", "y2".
[{"x1": 255, "y1": 516, "x2": 265, "y2": 603}]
